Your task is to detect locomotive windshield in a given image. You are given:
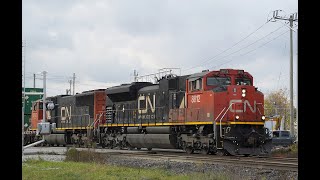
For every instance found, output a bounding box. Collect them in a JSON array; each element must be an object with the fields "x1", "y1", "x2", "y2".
[
  {"x1": 207, "y1": 77, "x2": 231, "y2": 86},
  {"x1": 39, "y1": 103, "x2": 43, "y2": 110},
  {"x1": 235, "y1": 77, "x2": 251, "y2": 85}
]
